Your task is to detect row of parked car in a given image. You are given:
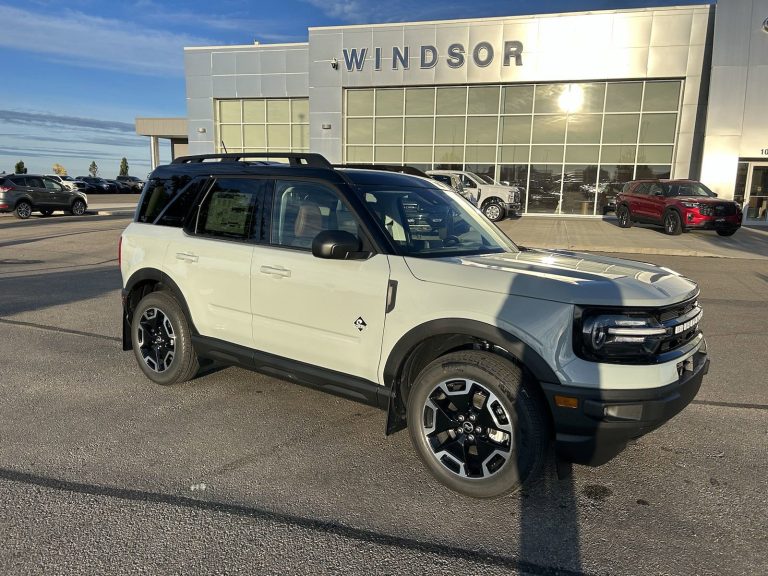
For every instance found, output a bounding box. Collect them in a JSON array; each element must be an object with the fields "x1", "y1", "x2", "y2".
[{"x1": 47, "y1": 174, "x2": 145, "y2": 194}]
